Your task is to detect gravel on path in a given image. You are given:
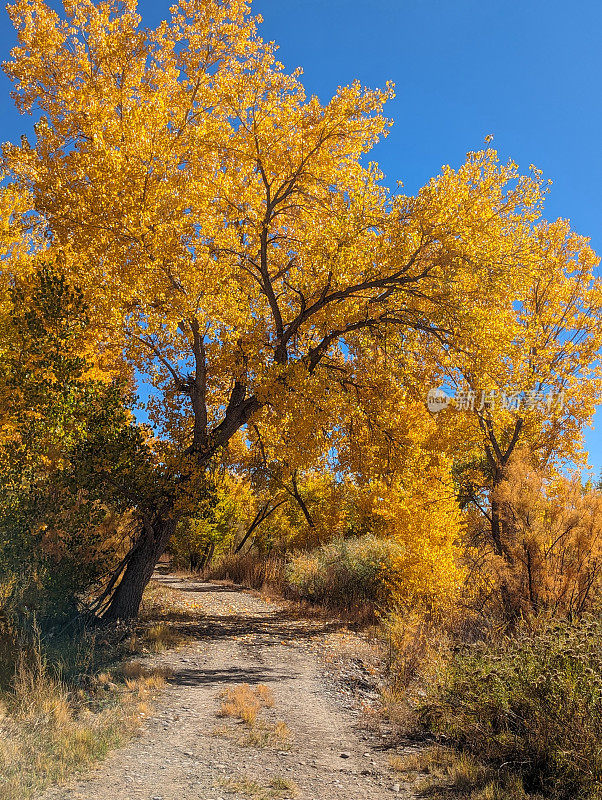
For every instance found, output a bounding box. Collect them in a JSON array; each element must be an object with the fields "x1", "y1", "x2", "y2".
[{"x1": 39, "y1": 573, "x2": 417, "y2": 800}]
